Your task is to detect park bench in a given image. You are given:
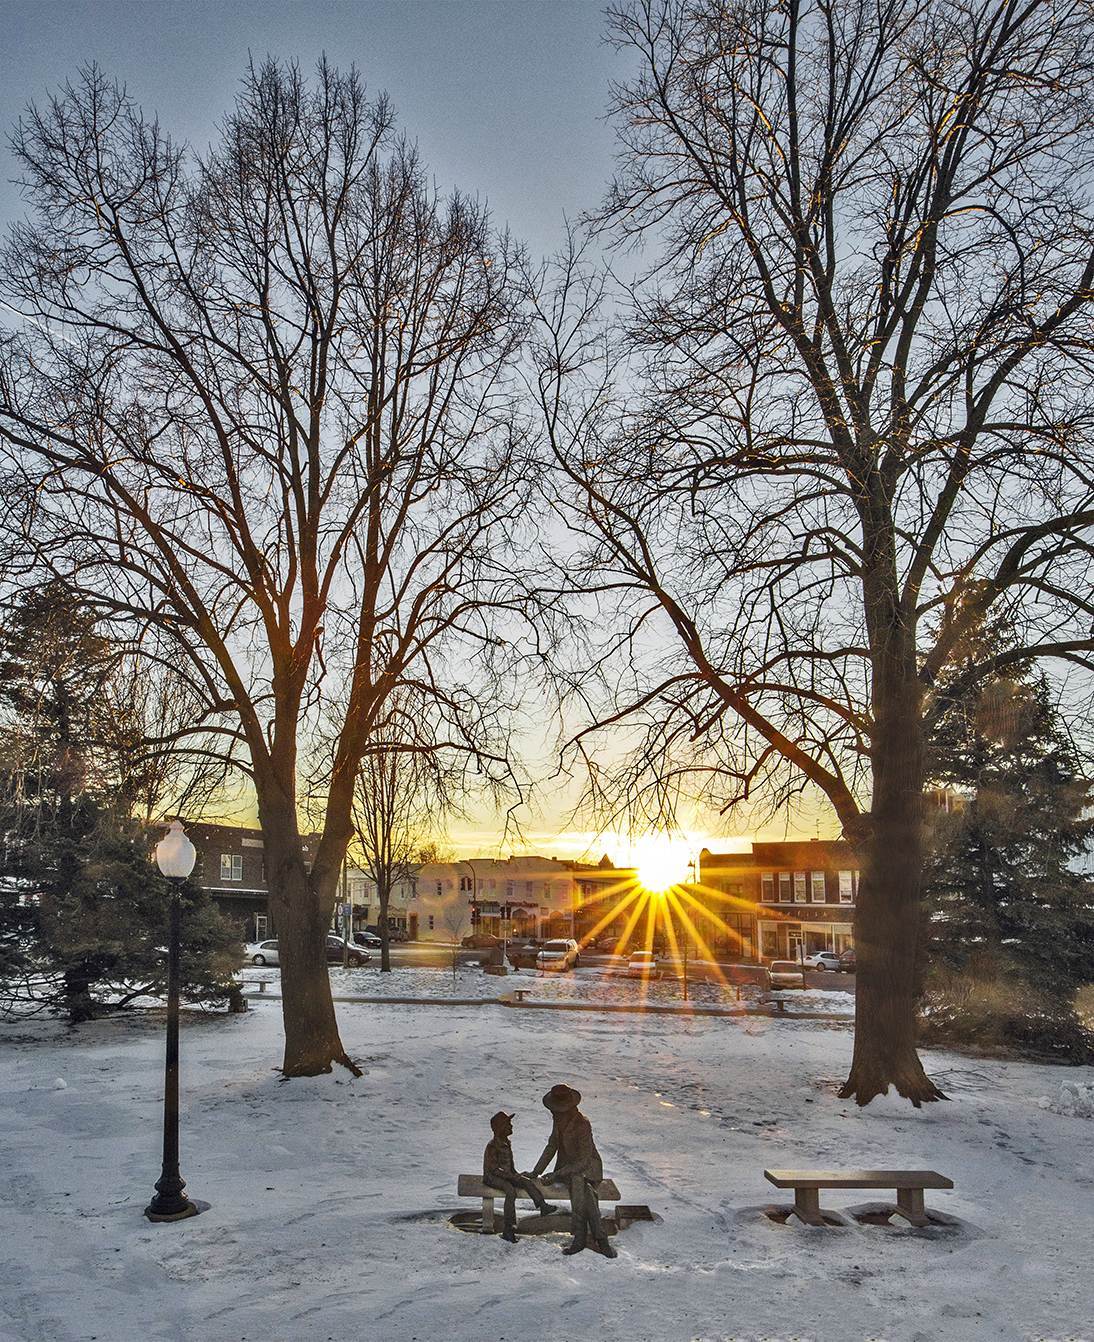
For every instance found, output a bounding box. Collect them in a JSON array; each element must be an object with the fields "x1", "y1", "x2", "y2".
[
  {"x1": 500, "y1": 987, "x2": 532, "y2": 1003},
  {"x1": 764, "y1": 1168, "x2": 954, "y2": 1228},
  {"x1": 457, "y1": 1173, "x2": 622, "y2": 1234}
]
